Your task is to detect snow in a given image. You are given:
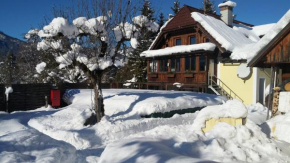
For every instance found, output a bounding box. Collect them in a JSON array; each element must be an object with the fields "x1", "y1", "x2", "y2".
[
  {"x1": 247, "y1": 103, "x2": 268, "y2": 125},
  {"x1": 240, "y1": 9, "x2": 290, "y2": 62},
  {"x1": 192, "y1": 100, "x2": 247, "y2": 132},
  {"x1": 191, "y1": 12, "x2": 254, "y2": 52},
  {"x1": 132, "y1": 15, "x2": 149, "y2": 27},
  {"x1": 5, "y1": 87, "x2": 13, "y2": 100},
  {"x1": 218, "y1": 1, "x2": 237, "y2": 8},
  {"x1": 113, "y1": 15, "x2": 158, "y2": 44},
  {"x1": 36, "y1": 62, "x2": 47, "y2": 74},
  {"x1": 28, "y1": 89, "x2": 224, "y2": 149},
  {"x1": 237, "y1": 64, "x2": 251, "y2": 79},
  {"x1": 38, "y1": 17, "x2": 78, "y2": 39},
  {"x1": 2, "y1": 89, "x2": 290, "y2": 162},
  {"x1": 278, "y1": 92, "x2": 290, "y2": 113},
  {"x1": 252, "y1": 23, "x2": 276, "y2": 36},
  {"x1": 123, "y1": 76, "x2": 137, "y2": 87},
  {"x1": 130, "y1": 37, "x2": 138, "y2": 49},
  {"x1": 72, "y1": 17, "x2": 107, "y2": 40},
  {"x1": 173, "y1": 82, "x2": 184, "y2": 88},
  {"x1": 25, "y1": 29, "x2": 39, "y2": 39},
  {"x1": 37, "y1": 39, "x2": 62, "y2": 51},
  {"x1": 113, "y1": 22, "x2": 135, "y2": 42},
  {"x1": 141, "y1": 43, "x2": 216, "y2": 58},
  {"x1": 100, "y1": 100, "x2": 290, "y2": 163},
  {"x1": 263, "y1": 112, "x2": 290, "y2": 144},
  {"x1": 132, "y1": 15, "x2": 159, "y2": 32}
]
